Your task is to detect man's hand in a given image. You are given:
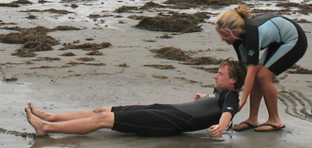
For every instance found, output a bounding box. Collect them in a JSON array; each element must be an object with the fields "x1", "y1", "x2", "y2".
[
  {"x1": 209, "y1": 125, "x2": 224, "y2": 138},
  {"x1": 195, "y1": 93, "x2": 207, "y2": 100}
]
